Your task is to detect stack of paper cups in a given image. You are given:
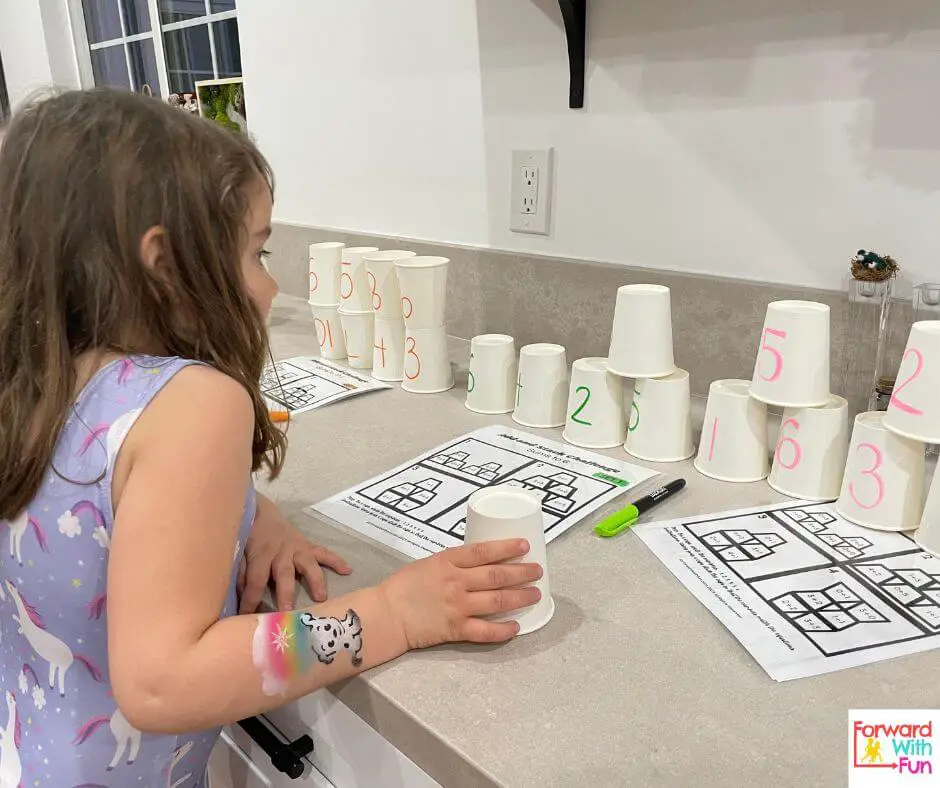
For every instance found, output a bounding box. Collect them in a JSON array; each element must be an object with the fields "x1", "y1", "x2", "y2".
[
  {"x1": 625, "y1": 369, "x2": 695, "y2": 463},
  {"x1": 513, "y1": 344, "x2": 569, "y2": 429},
  {"x1": 607, "y1": 285, "x2": 676, "y2": 379},
  {"x1": 749, "y1": 300, "x2": 831, "y2": 408},
  {"x1": 694, "y1": 379, "x2": 769, "y2": 483},
  {"x1": 914, "y1": 468, "x2": 940, "y2": 556},
  {"x1": 836, "y1": 412, "x2": 925, "y2": 531},
  {"x1": 466, "y1": 335, "x2": 518, "y2": 415},
  {"x1": 364, "y1": 250, "x2": 416, "y2": 382},
  {"x1": 308, "y1": 242, "x2": 347, "y2": 361},
  {"x1": 883, "y1": 321, "x2": 940, "y2": 444},
  {"x1": 463, "y1": 485, "x2": 554, "y2": 635},
  {"x1": 562, "y1": 358, "x2": 626, "y2": 449},
  {"x1": 768, "y1": 395, "x2": 850, "y2": 501},
  {"x1": 396, "y1": 257, "x2": 451, "y2": 394}
]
